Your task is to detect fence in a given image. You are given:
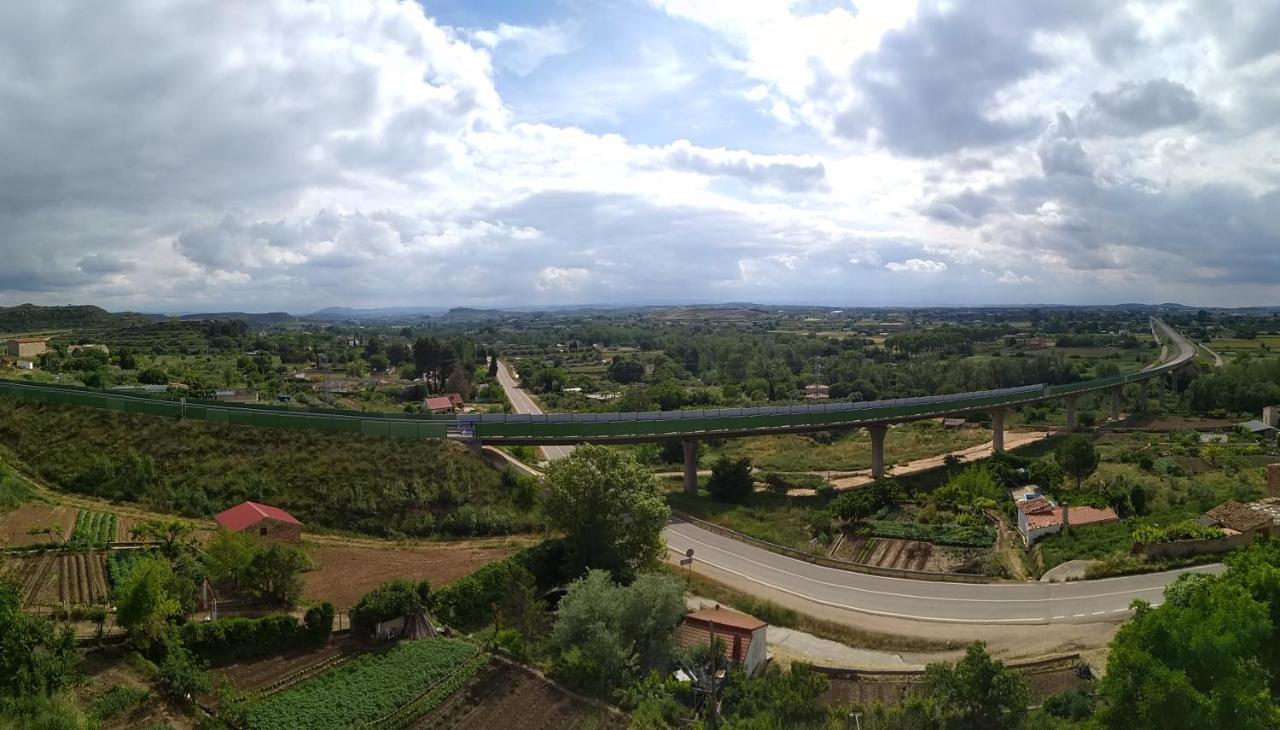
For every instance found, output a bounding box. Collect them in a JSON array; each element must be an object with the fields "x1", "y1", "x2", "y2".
[{"x1": 671, "y1": 512, "x2": 995, "y2": 584}]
